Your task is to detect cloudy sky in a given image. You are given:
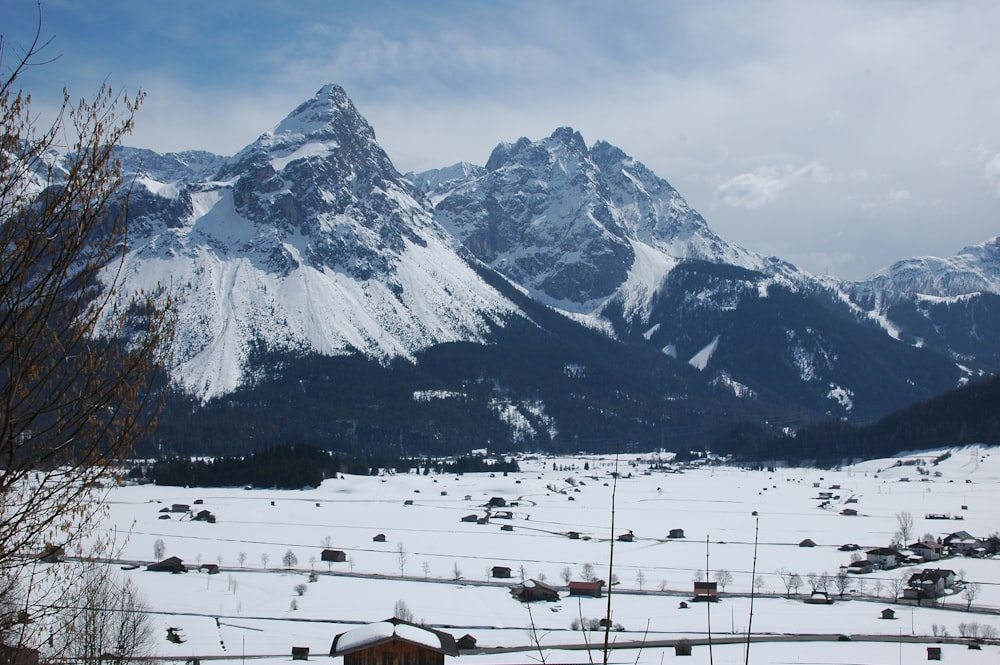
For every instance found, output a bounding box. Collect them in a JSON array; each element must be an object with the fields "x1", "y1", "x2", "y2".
[{"x1": 6, "y1": 0, "x2": 999, "y2": 279}]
